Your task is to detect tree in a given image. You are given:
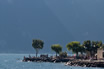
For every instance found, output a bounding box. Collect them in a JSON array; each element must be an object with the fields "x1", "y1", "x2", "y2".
[
  {"x1": 83, "y1": 40, "x2": 93, "y2": 58},
  {"x1": 66, "y1": 41, "x2": 80, "y2": 57},
  {"x1": 91, "y1": 41, "x2": 102, "y2": 57},
  {"x1": 32, "y1": 39, "x2": 44, "y2": 57},
  {"x1": 79, "y1": 45, "x2": 85, "y2": 55},
  {"x1": 51, "y1": 44, "x2": 62, "y2": 57},
  {"x1": 83, "y1": 40, "x2": 103, "y2": 58},
  {"x1": 83, "y1": 40, "x2": 92, "y2": 52}
]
